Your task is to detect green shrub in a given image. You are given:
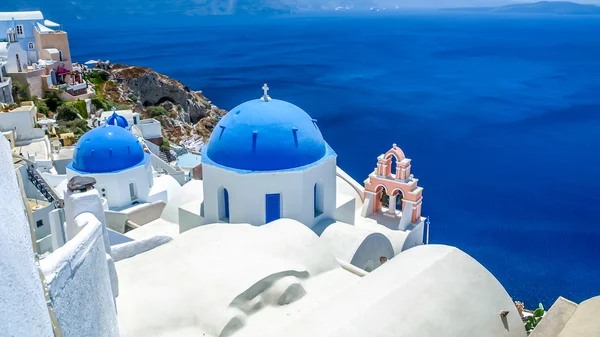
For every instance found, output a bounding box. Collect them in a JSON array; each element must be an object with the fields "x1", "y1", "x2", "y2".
[
  {"x1": 32, "y1": 97, "x2": 49, "y2": 116},
  {"x1": 12, "y1": 81, "x2": 31, "y2": 103},
  {"x1": 45, "y1": 91, "x2": 63, "y2": 111},
  {"x1": 160, "y1": 136, "x2": 170, "y2": 152},
  {"x1": 58, "y1": 119, "x2": 90, "y2": 139},
  {"x1": 147, "y1": 106, "x2": 169, "y2": 117},
  {"x1": 91, "y1": 97, "x2": 111, "y2": 111},
  {"x1": 84, "y1": 70, "x2": 109, "y2": 86},
  {"x1": 73, "y1": 100, "x2": 88, "y2": 119},
  {"x1": 115, "y1": 104, "x2": 130, "y2": 110},
  {"x1": 128, "y1": 94, "x2": 138, "y2": 102},
  {"x1": 525, "y1": 303, "x2": 545, "y2": 334},
  {"x1": 56, "y1": 104, "x2": 79, "y2": 121}
]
